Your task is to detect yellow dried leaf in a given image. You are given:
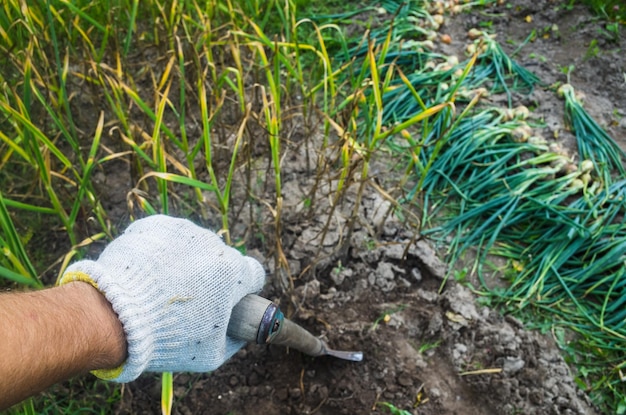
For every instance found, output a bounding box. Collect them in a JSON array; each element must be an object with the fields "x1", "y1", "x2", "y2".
[{"x1": 445, "y1": 311, "x2": 468, "y2": 324}]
